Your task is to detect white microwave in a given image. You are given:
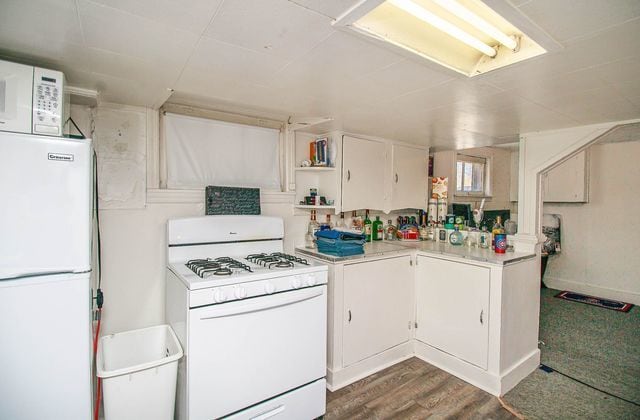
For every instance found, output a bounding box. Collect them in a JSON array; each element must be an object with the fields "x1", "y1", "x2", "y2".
[{"x1": 0, "y1": 59, "x2": 68, "y2": 137}]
